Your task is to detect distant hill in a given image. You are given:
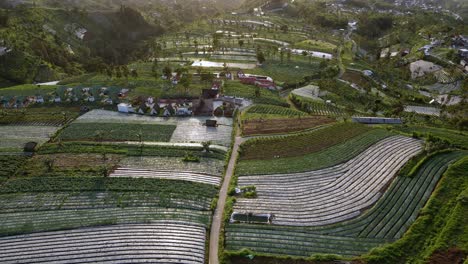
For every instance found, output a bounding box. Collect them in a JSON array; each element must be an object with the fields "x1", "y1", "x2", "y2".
[{"x1": 0, "y1": 5, "x2": 163, "y2": 84}]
